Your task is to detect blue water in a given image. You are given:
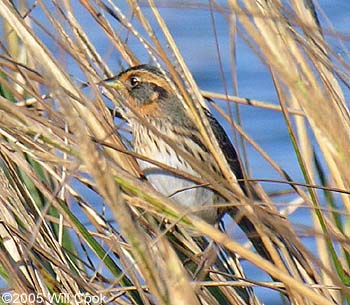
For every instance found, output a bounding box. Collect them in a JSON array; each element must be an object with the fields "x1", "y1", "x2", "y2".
[
  {"x1": 95, "y1": 3, "x2": 349, "y2": 303},
  {"x1": 84, "y1": 3, "x2": 348, "y2": 303},
  {"x1": 2, "y1": 1, "x2": 349, "y2": 304}
]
